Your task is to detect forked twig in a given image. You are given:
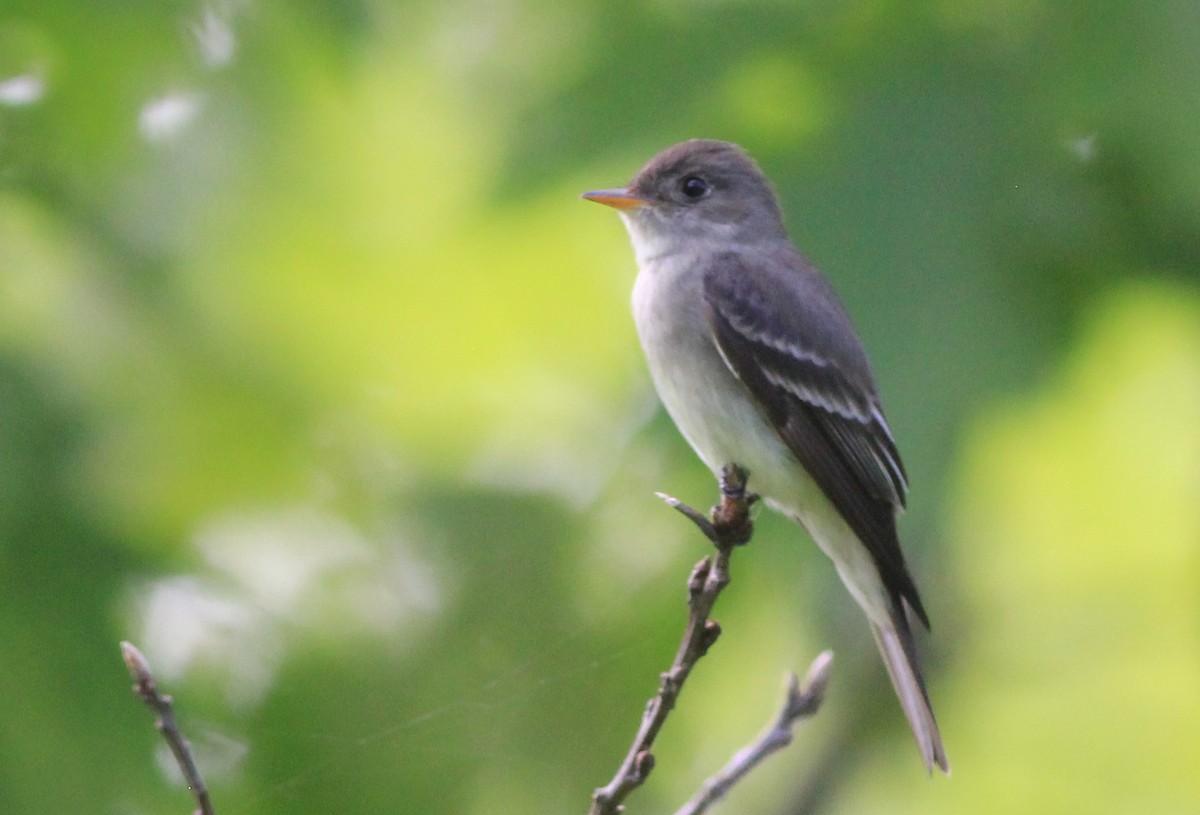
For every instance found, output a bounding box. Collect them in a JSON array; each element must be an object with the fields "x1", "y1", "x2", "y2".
[
  {"x1": 588, "y1": 465, "x2": 835, "y2": 814},
  {"x1": 588, "y1": 466, "x2": 756, "y2": 815}
]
